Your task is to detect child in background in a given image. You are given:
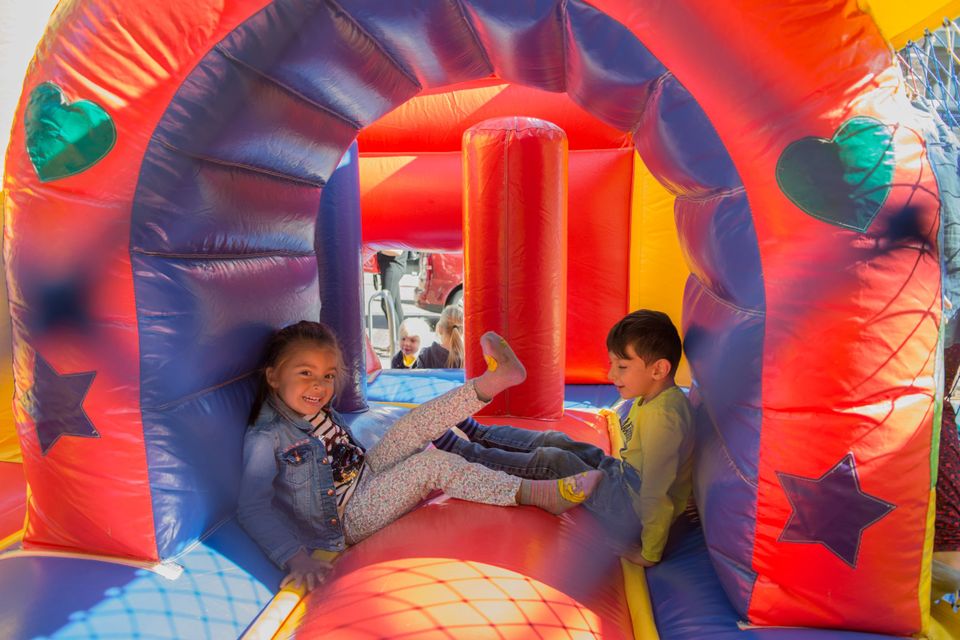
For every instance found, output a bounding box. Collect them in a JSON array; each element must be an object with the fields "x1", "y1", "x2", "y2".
[
  {"x1": 418, "y1": 305, "x2": 464, "y2": 368},
  {"x1": 238, "y1": 321, "x2": 602, "y2": 591},
  {"x1": 435, "y1": 310, "x2": 694, "y2": 566},
  {"x1": 391, "y1": 318, "x2": 431, "y2": 369}
]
